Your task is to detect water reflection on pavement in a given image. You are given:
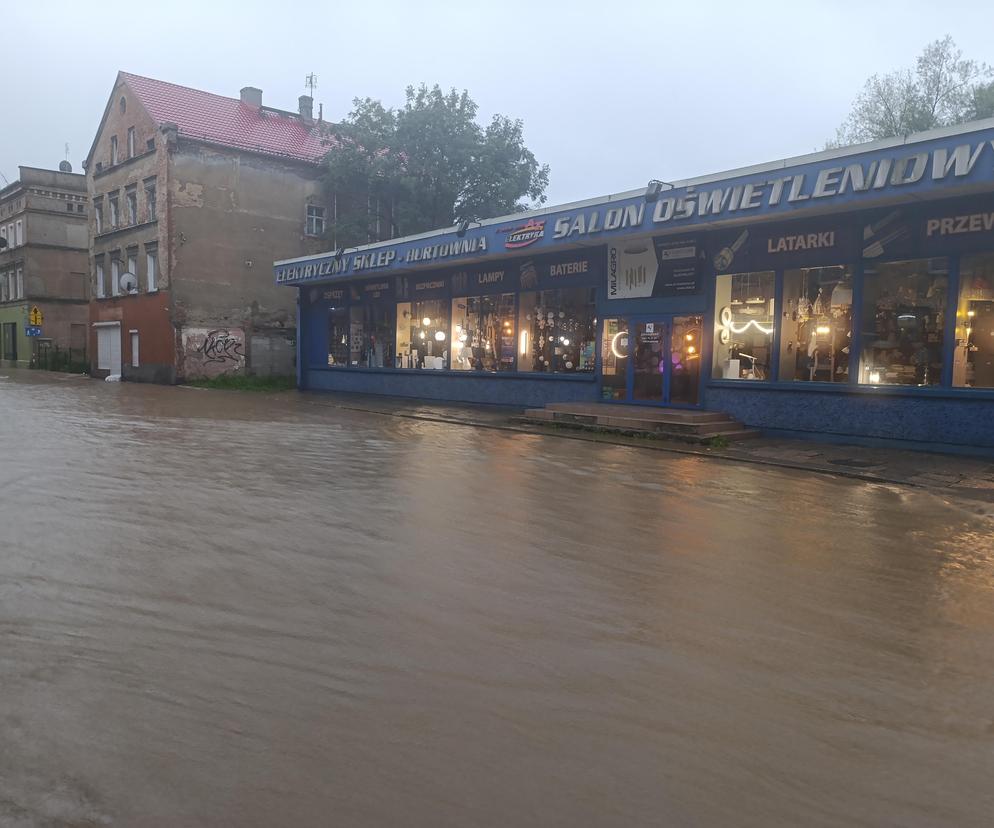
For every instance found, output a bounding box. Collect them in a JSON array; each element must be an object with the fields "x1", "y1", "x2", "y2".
[{"x1": 2, "y1": 371, "x2": 993, "y2": 827}]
